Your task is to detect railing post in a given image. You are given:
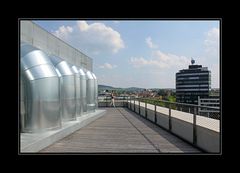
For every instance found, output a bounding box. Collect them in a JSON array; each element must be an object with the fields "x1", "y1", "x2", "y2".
[
  {"x1": 169, "y1": 104, "x2": 172, "y2": 131},
  {"x1": 139, "y1": 99, "x2": 140, "y2": 115},
  {"x1": 134, "y1": 97, "x2": 135, "y2": 112},
  {"x1": 105, "y1": 96, "x2": 107, "y2": 107},
  {"x1": 154, "y1": 103, "x2": 157, "y2": 124},
  {"x1": 193, "y1": 106, "x2": 197, "y2": 145},
  {"x1": 130, "y1": 96, "x2": 132, "y2": 110},
  {"x1": 128, "y1": 96, "x2": 130, "y2": 109},
  {"x1": 145, "y1": 101, "x2": 147, "y2": 118}
]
